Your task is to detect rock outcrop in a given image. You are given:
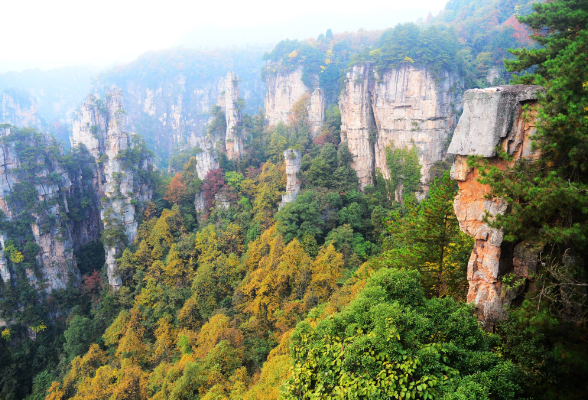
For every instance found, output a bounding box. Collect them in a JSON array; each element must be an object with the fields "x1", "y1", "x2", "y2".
[
  {"x1": 97, "y1": 49, "x2": 266, "y2": 162},
  {"x1": 339, "y1": 63, "x2": 462, "y2": 190},
  {"x1": 191, "y1": 72, "x2": 243, "y2": 182},
  {"x1": 1, "y1": 90, "x2": 43, "y2": 129},
  {"x1": 264, "y1": 66, "x2": 325, "y2": 136},
  {"x1": 219, "y1": 72, "x2": 243, "y2": 160},
  {"x1": 72, "y1": 88, "x2": 152, "y2": 288},
  {"x1": 448, "y1": 85, "x2": 543, "y2": 327},
  {"x1": 0, "y1": 128, "x2": 81, "y2": 292},
  {"x1": 279, "y1": 149, "x2": 302, "y2": 209}
]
